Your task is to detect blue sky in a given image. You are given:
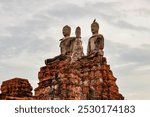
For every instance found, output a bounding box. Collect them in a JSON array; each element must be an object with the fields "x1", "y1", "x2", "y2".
[{"x1": 0, "y1": 0, "x2": 150, "y2": 99}]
